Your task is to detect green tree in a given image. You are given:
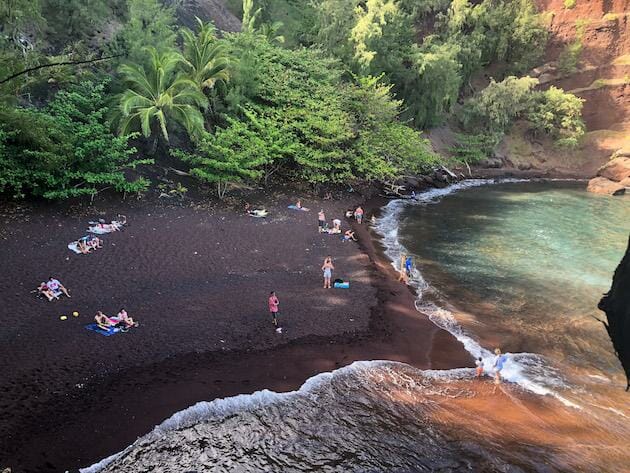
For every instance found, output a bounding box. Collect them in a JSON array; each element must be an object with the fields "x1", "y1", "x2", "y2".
[
  {"x1": 181, "y1": 18, "x2": 230, "y2": 92},
  {"x1": 528, "y1": 86, "x2": 585, "y2": 147},
  {"x1": 0, "y1": 81, "x2": 150, "y2": 199},
  {"x1": 463, "y1": 76, "x2": 539, "y2": 132},
  {"x1": 108, "y1": 0, "x2": 177, "y2": 66},
  {"x1": 171, "y1": 121, "x2": 267, "y2": 198},
  {"x1": 116, "y1": 48, "x2": 208, "y2": 146}
]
